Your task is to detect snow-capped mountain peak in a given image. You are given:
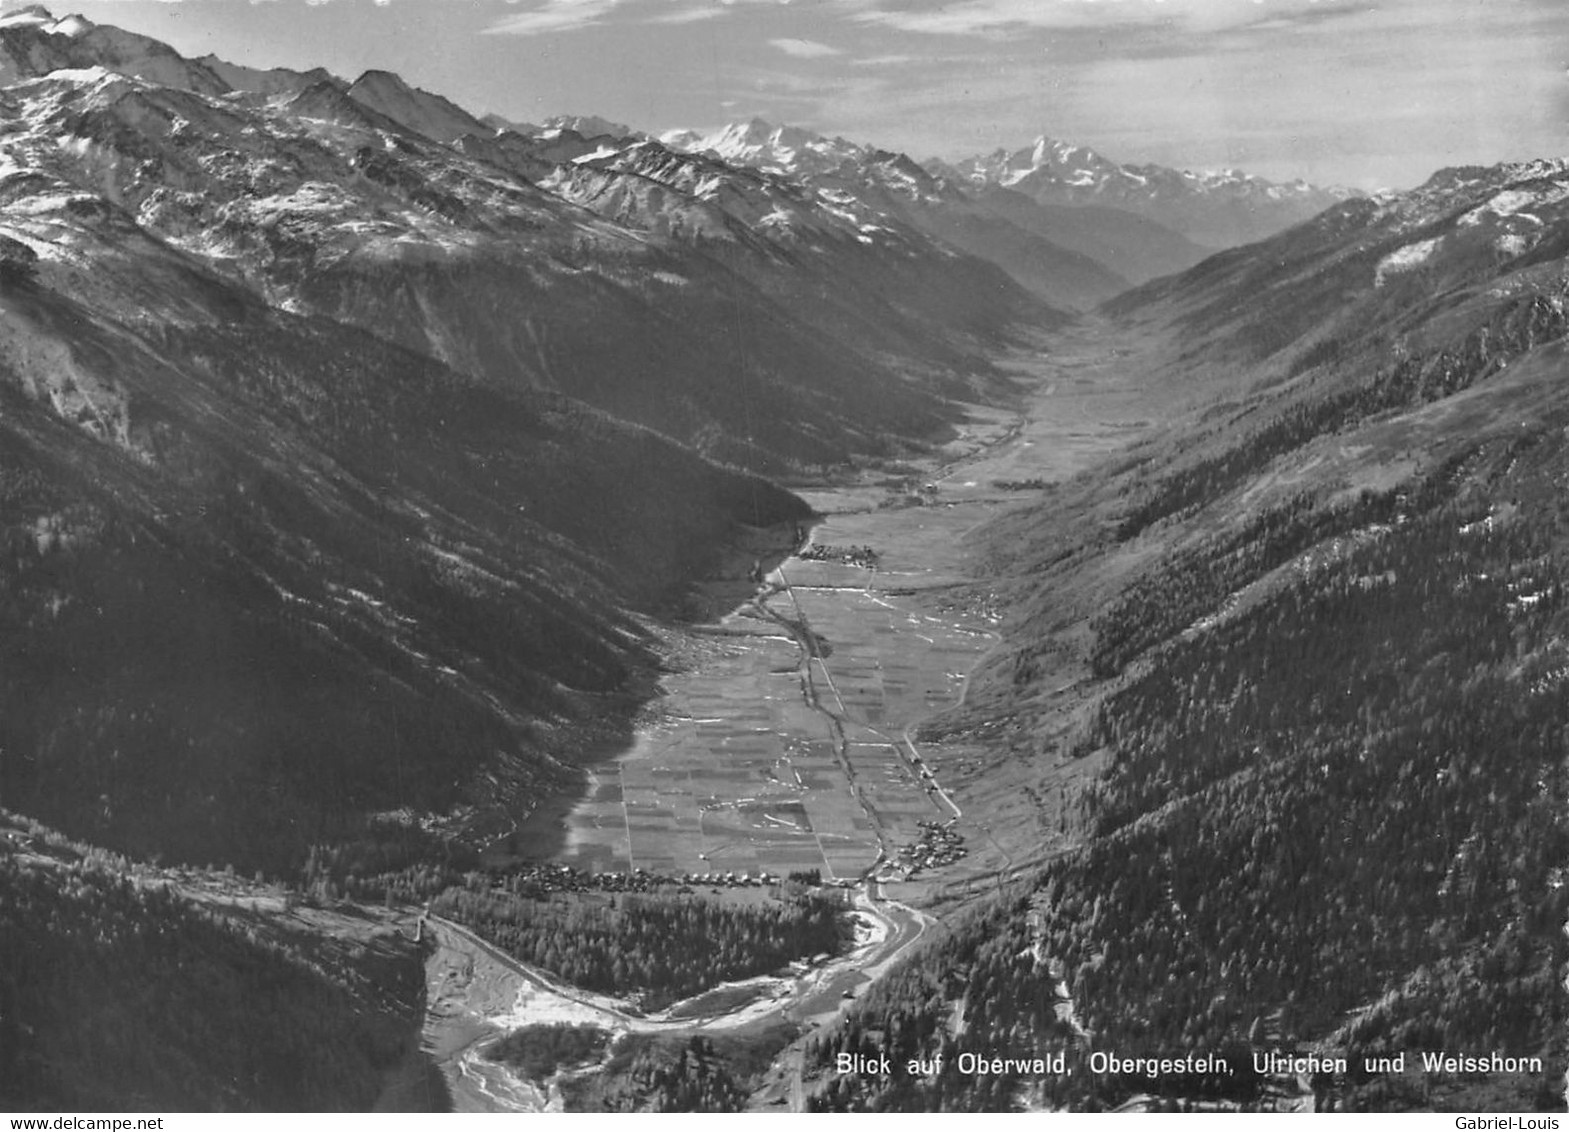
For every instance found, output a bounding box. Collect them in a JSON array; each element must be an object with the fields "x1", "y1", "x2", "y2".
[
  {"x1": 0, "y1": 5, "x2": 56, "y2": 28},
  {"x1": 666, "y1": 118, "x2": 868, "y2": 178},
  {"x1": 540, "y1": 114, "x2": 642, "y2": 141},
  {"x1": 0, "y1": 6, "x2": 226, "y2": 94},
  {"x1": 940, "y1": 132, "x2": 1356, "y2": 247}
]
